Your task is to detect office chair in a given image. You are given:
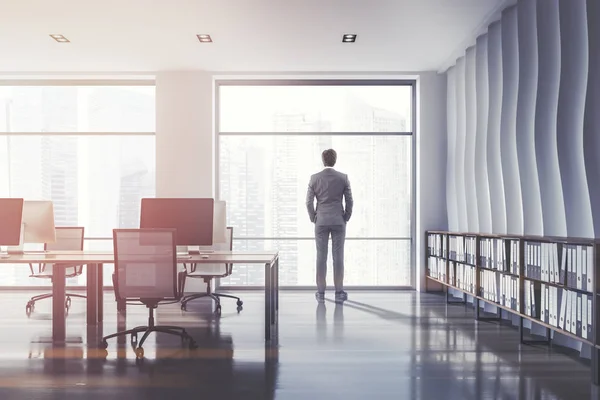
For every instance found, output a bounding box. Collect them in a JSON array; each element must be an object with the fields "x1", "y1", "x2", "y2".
[
  {"x1": 26, "y1": 227, "x2": 86, "y2": 316},
  {"x1": 180, "y1": 227, "x2": 243, "y2": 316},
  {"x1": 101, "y1": 228, "x2": 196, "y2": 359}
]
